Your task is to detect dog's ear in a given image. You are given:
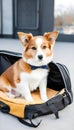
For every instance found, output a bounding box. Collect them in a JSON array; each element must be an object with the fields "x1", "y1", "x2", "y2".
[
  {"x1": 17, "y1": 32, "x2": 33, "y2": 46},
  {"x1": 44, "y1": 31, "x2": 59, "y2": 41},
  {"x1": 44, "y1": 31, "x2": 59, "y2": 49}
]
